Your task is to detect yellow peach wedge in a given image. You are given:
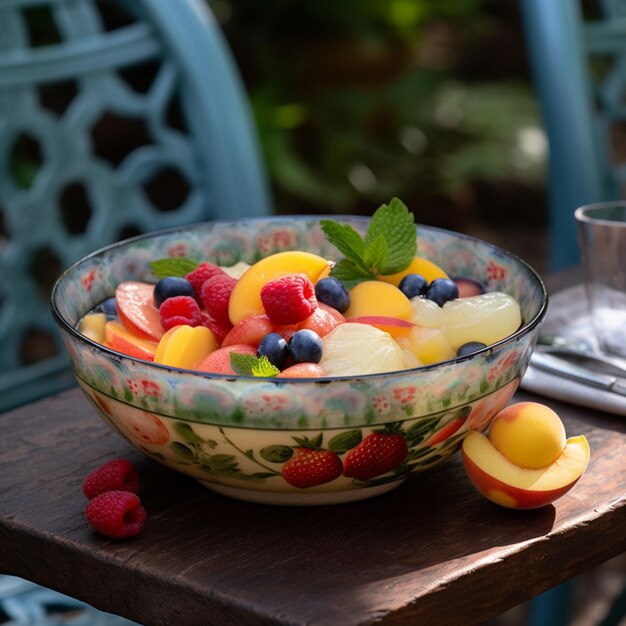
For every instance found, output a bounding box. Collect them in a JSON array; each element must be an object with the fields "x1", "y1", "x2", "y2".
[
  {"x1": 345, "y1": 281, "x2": 413, "y2": 320},
  {"x1": 228, "y1": 251, "x2": 331, "y2": 325},
  {"x1": 154, "y1": 325, "x2": 218, "y2": 370},
  {"x1": 378, "y1": 256, "x2": 449, "y2": 287},
  {"x1": 462, "y1": 402, "x2": 590, "y2": 509},
  {"x1": 79, "y1": 313, "x2": 107, "y2": 343}
]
